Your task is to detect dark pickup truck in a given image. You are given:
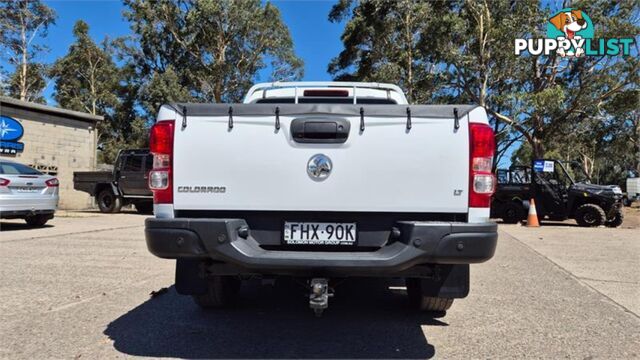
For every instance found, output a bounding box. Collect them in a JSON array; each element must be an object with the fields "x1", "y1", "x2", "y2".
[{"x1": 74, "y1": 149, "x2": 153, "y2": 213}]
